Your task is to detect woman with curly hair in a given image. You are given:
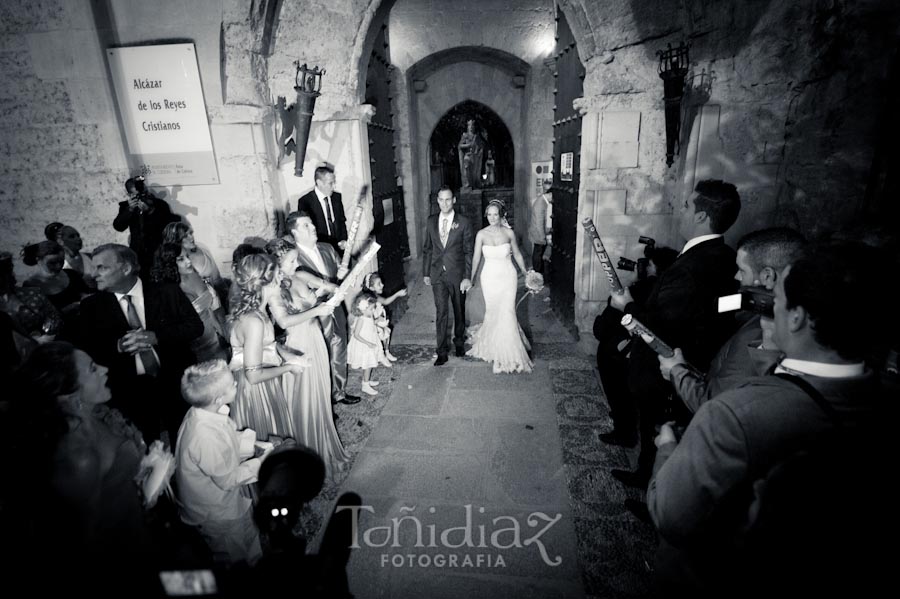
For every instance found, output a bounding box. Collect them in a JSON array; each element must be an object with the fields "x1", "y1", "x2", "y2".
[
  {"x1": 265, "y1": 238, "x2": 348, "y2": 477},
  {"x1": 150, "y1": 243, "x2": 228, "y2": 363},
  {"x1": 228, "y1": 253, "x2": 303, "y2": 441},
  {"x1": 162, "y1": 222, "x2": 225, "y2": 301}
]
